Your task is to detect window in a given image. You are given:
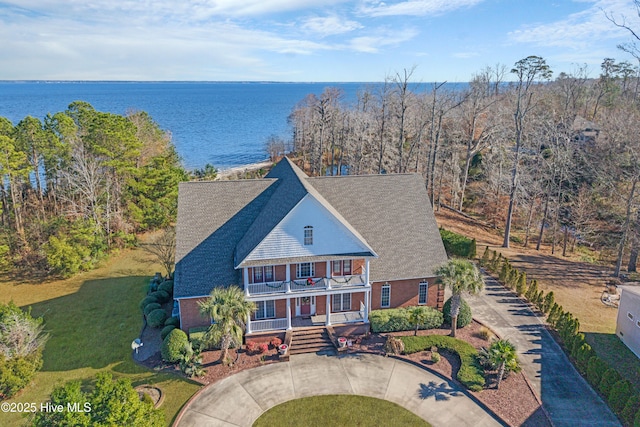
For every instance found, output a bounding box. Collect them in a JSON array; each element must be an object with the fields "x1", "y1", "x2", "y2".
[
  {"x1": 331, "y1": 260, "x2": 353, "y2": 276},
  {"x1": 332, "y1": 293, "x2": 351, "y2": 312},
  {"x1": 253, "y1": 267, "x2": 263, "y2": 283},
  {"x1": 381, "y1": 283, "x2": 390, "y2": 308},
  {"x1": 343, "y1": 260, "x2": 352, "y2": 275},
  {"x1": 264, "y1": 265, "x2": 273, "y2": 281},
  {"x1": 419, "y1": 282, "x2": 428, "y2": 305},
  {"x1": 304, "y1": 225, "x2": 313, "y2": 245},
  {"x1": 296, "y1": 262, "x2": 315, "y2": 278},
  {"x1": 629, "y1": 312, "x2": 635, "y2": 321},
  {"x1": 252, "y1": 266, "x2": 274, "y2": 283},
  {"x1": 255, "y1": 300, "x2": 275, "y2": 319}
]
